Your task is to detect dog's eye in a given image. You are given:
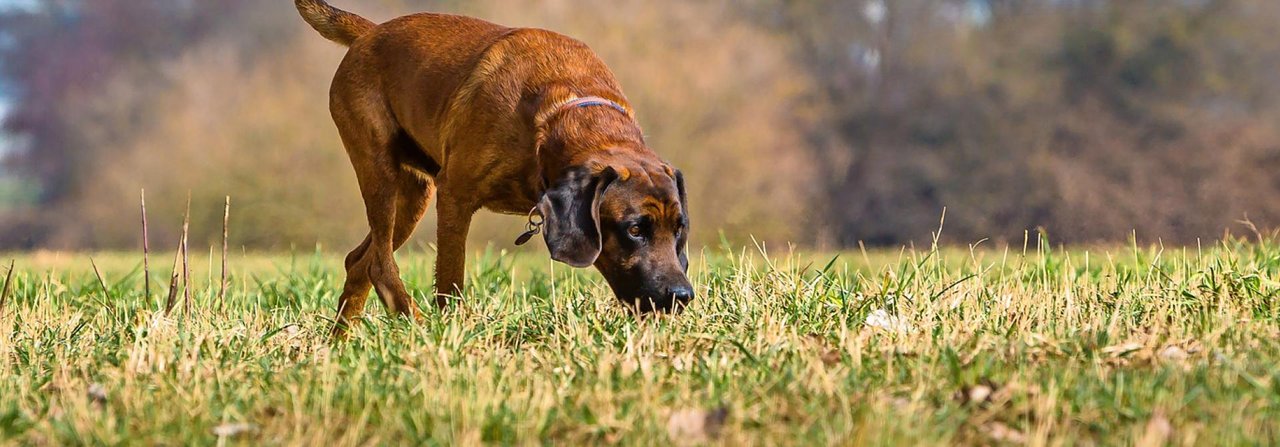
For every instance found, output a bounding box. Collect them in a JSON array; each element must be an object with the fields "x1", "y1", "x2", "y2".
[{"x1": 627, "y1": 224, "x2": 643, "y2": 238}]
